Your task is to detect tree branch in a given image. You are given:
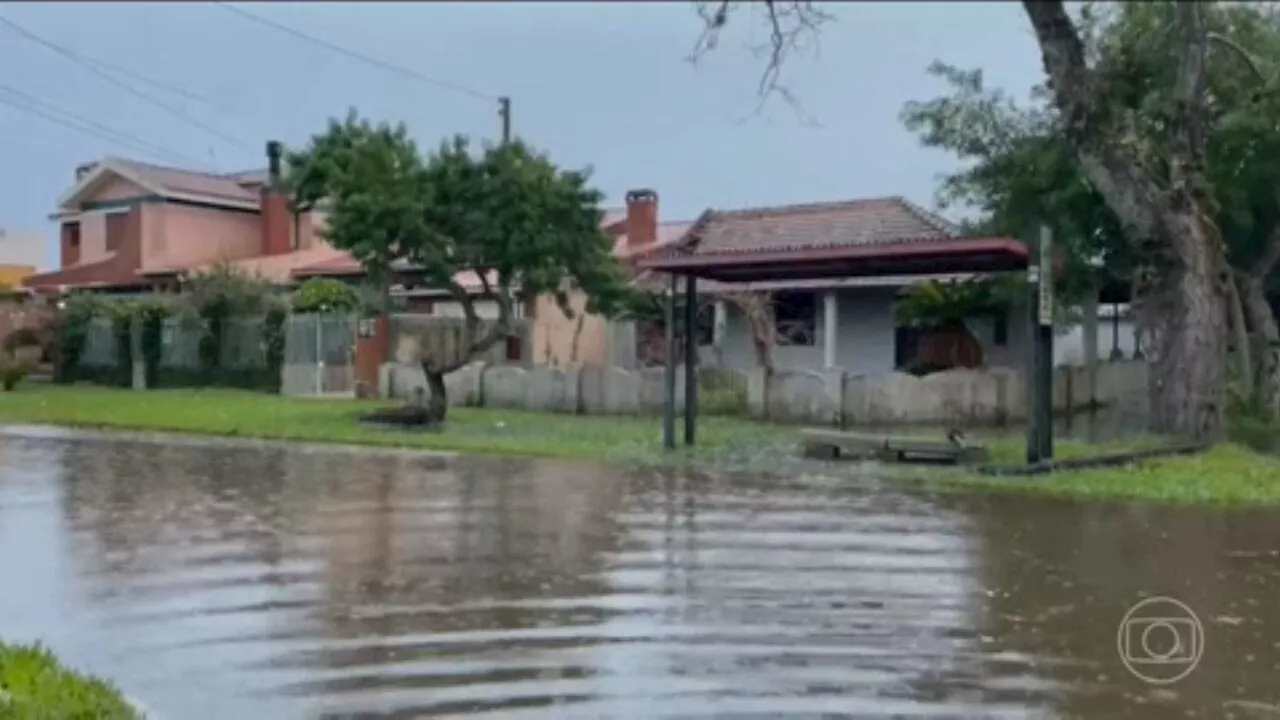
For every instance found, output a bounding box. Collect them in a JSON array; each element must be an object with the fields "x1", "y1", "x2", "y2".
[
  {"x1": 689, "y1": 1, "x2": 831, "y2": 126},
  {"x1": 1021, "y1": 1, "x2": 1162, "y2": 241},
  {"x1": 1171, "y1": 1, "x2": 1210, "y2": 184}
]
